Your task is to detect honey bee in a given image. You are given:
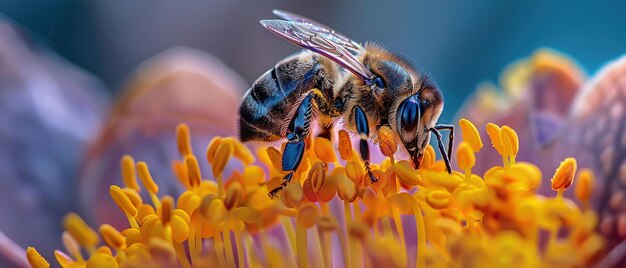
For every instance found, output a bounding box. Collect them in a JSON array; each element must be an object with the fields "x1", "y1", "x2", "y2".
[{"x1": 239, "y1": 10, "x2": 454, "y2": 197}]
